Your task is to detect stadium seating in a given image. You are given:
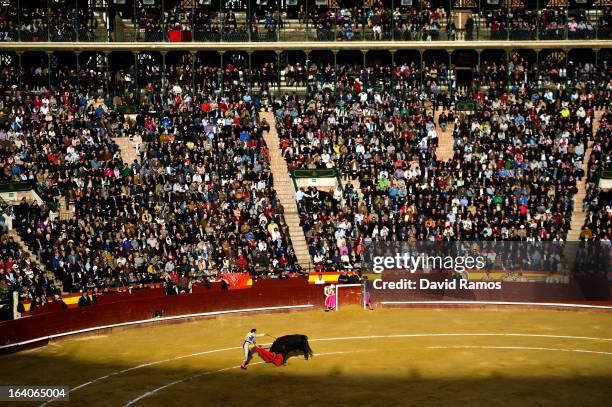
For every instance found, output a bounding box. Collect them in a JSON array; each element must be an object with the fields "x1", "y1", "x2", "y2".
[
  {"x1": 0, "y1": 1, "x2": 610, "y2": 309},
  {"x1": 1, "y1": 1, "x2": 611, "y2": 43}
]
